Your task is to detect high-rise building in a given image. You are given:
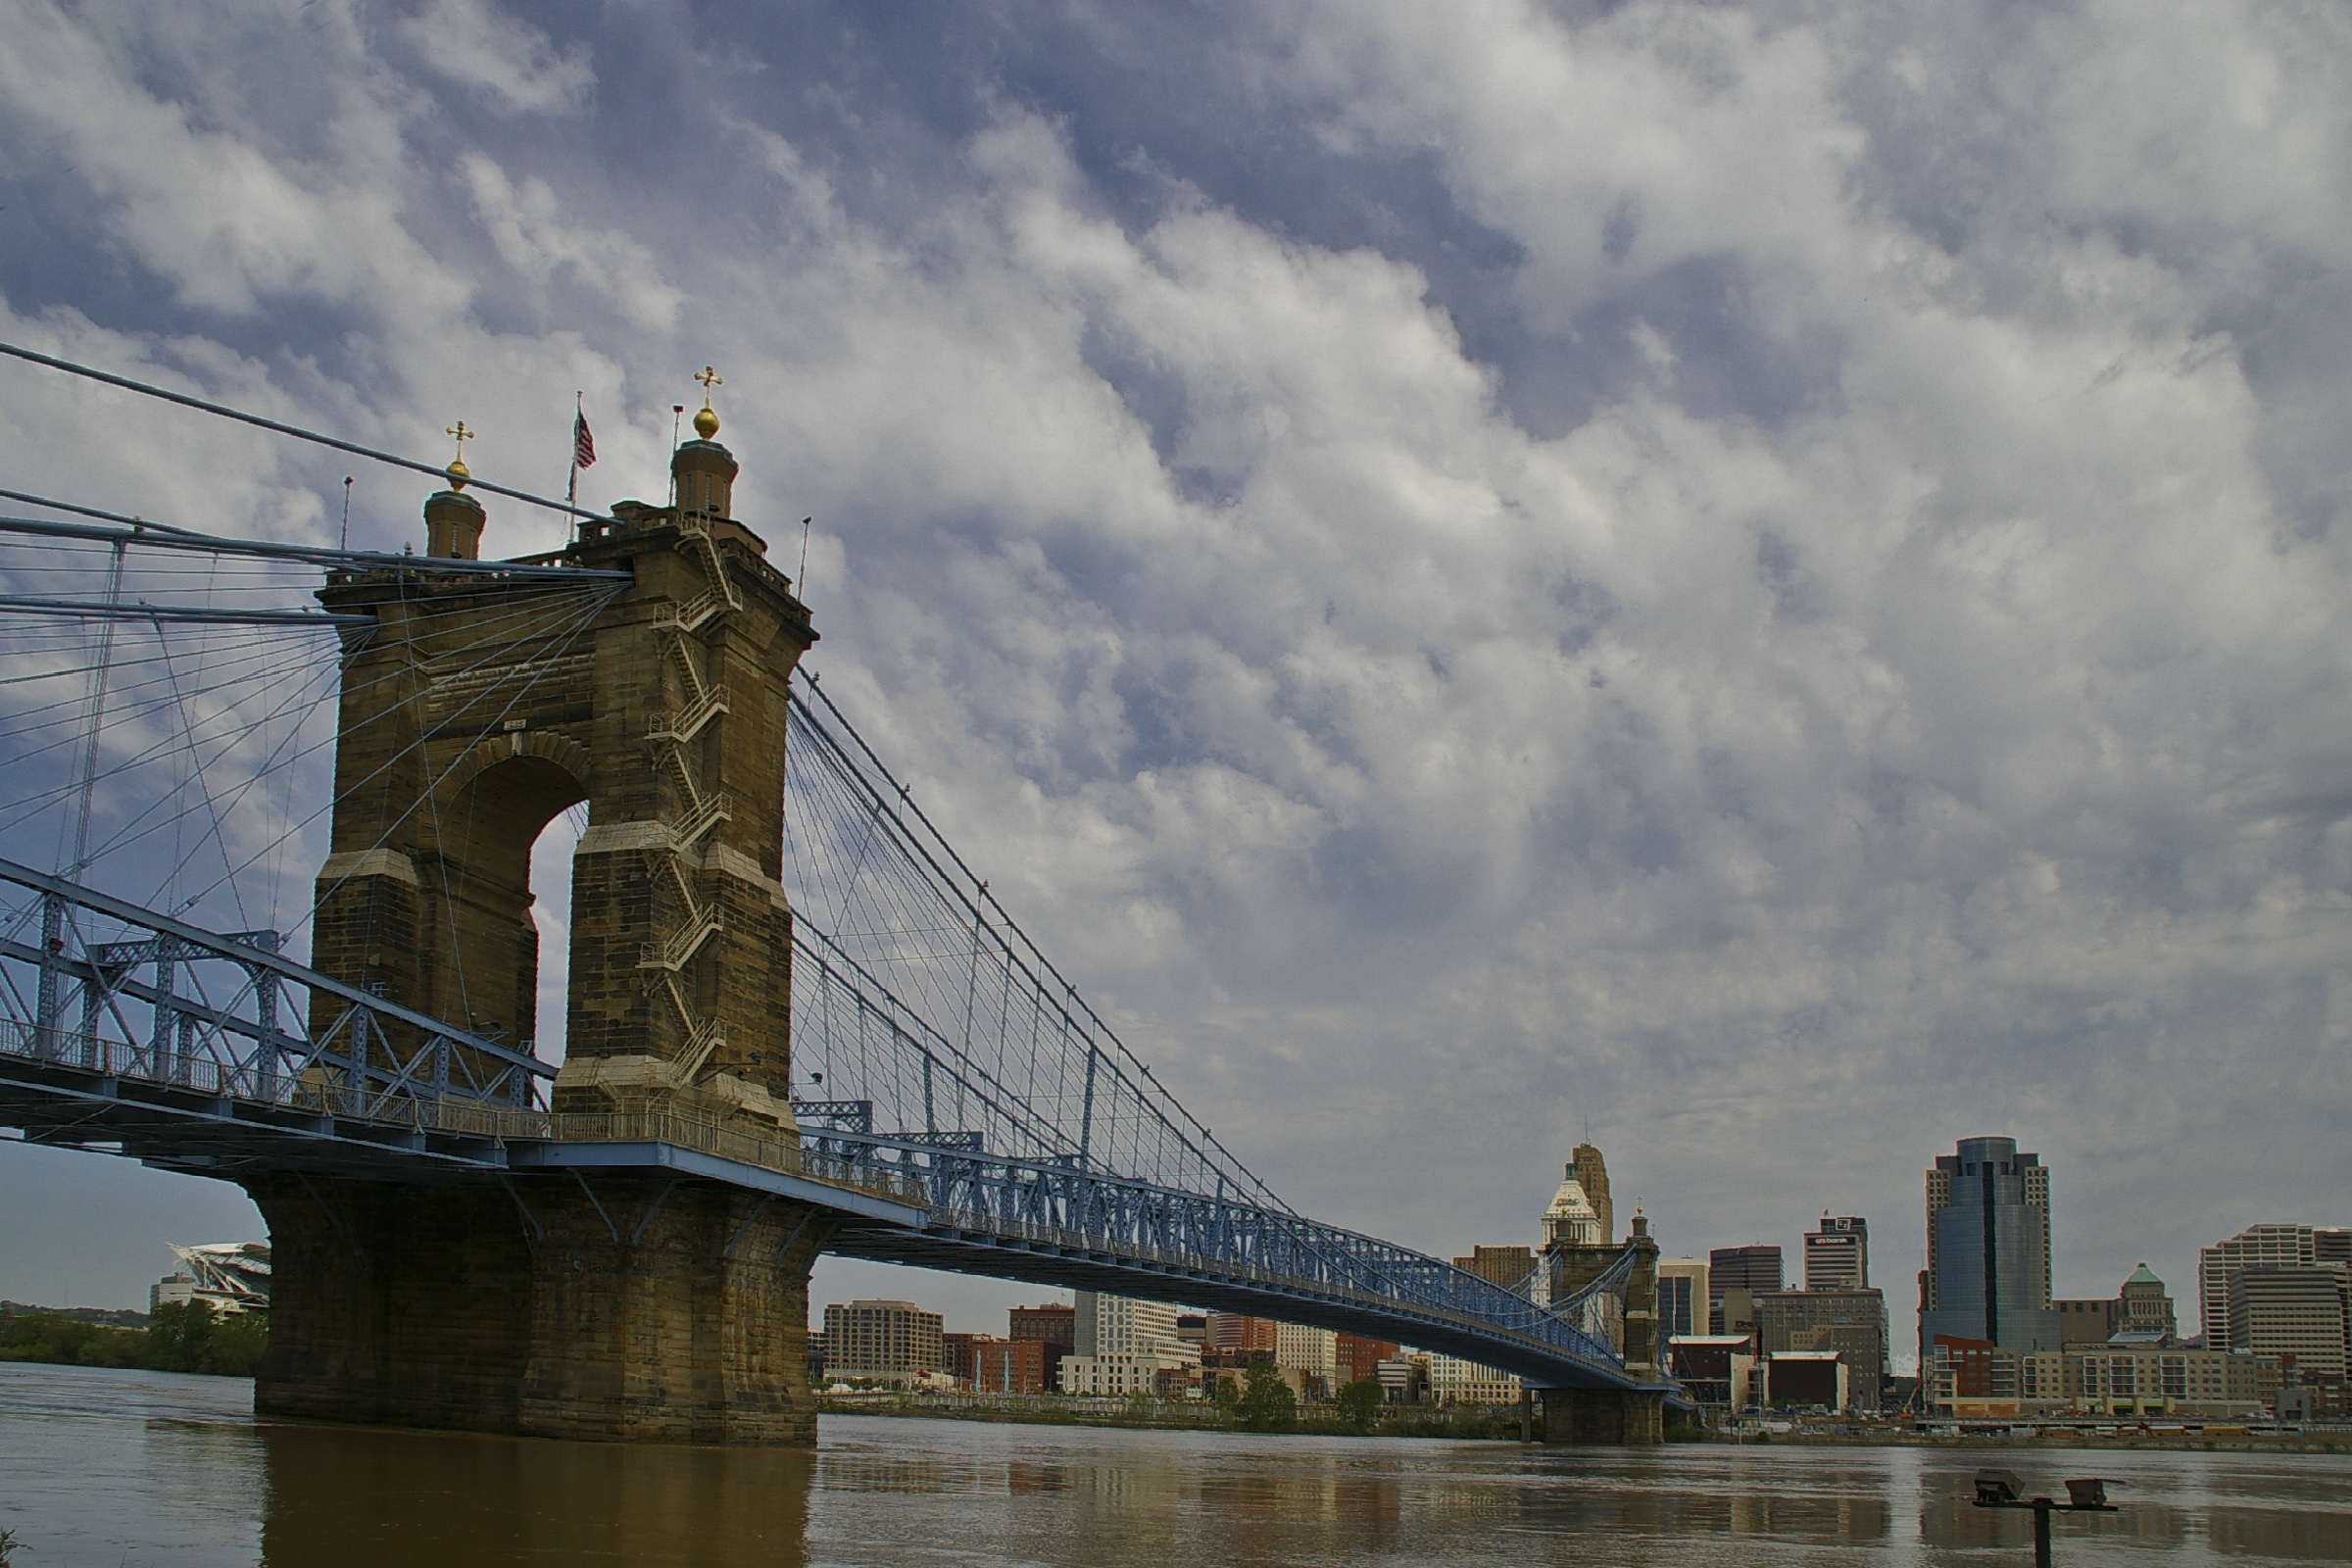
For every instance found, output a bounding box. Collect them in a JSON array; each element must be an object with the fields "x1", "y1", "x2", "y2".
[
  {"x1": 1804, "y1": 1215, "x2": 1869, "y2": 1291},
  {"x1": 1918, "y1": 1137, "x2": 2061, "y2": 1358},
  {"x1": 2199, "y1": 1225, "x2": 2352, "y2": 1348},
  {"x1": 1336, "y1": 1331, "x2": 1398, "y2": 1386},
  {"x1": 1009, "y1": 1302, "x2": 1076, "y2": 1390},
  {"x1": 1657, "y1": 1257, "x2": 1709, "y2": 1340},
  {"x1": 823, "y1": 1299, "x2": 946, "y2": 1384},
  {"x1": 1058, "y1": 1294, "x2": 1200, "y2": 1396},
  {"x1": 2229, "y1": 1264, "x2": 2350, "y2": 1381},
  {"x1": 1541, "y1": 1169, "x2": 1603, "y2": 1248},
  {"x1": 1274, "y1": 1322, "x2": 1338, "y2": 1382},
  {"x1": 1207, "y1": 1313, "x2": 1277, "y2": 1353},
  {"x1": 1711, "y1": 1246, "x2": 1785, "y2": 1294},
  {"x1": 1454, "y1": 1246, "x2": 1539, "y2": 1293},
  {"x1": 2116, "y1": 1263, "x2": 2177, "y2": 1341},
  {"x1": 1573, "y1": 1143, "x2": 1613, "y2": 1244}
]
